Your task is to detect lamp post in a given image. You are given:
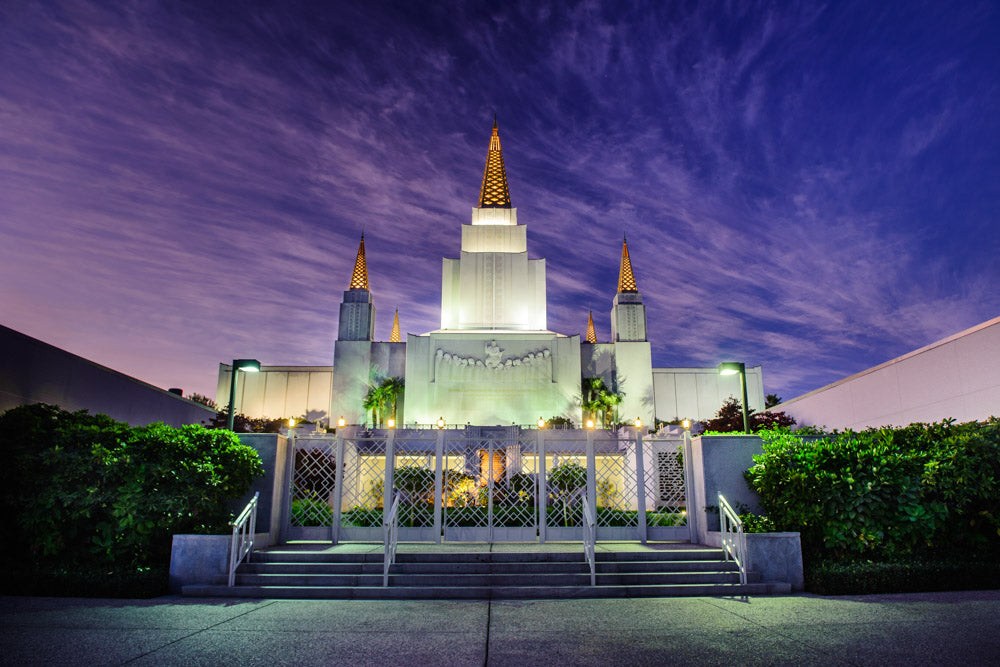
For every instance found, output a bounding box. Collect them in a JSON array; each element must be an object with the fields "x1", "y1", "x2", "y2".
[
  {"x1": 717, "y1": 361, "x2": 750, "y2": 434},
  {"x1": 226, "y1": 358, "x2": 260, "y2": 431}
]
